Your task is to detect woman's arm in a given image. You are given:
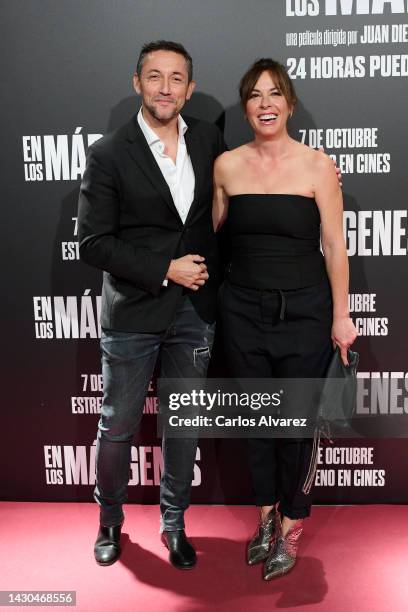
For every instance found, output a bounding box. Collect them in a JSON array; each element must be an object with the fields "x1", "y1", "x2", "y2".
[
  {"x1": 212, "y1": 154, "x2": 230, "y2": 232},
  {"x1": 314, "y1": 154, "x2": 358, "y2": 365}
]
